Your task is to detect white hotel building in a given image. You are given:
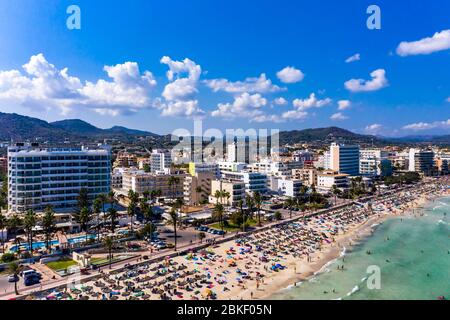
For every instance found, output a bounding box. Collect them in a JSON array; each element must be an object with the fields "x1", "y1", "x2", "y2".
[{"x1": 8, "y1": 144, "x2": 111, "y2": 213}]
